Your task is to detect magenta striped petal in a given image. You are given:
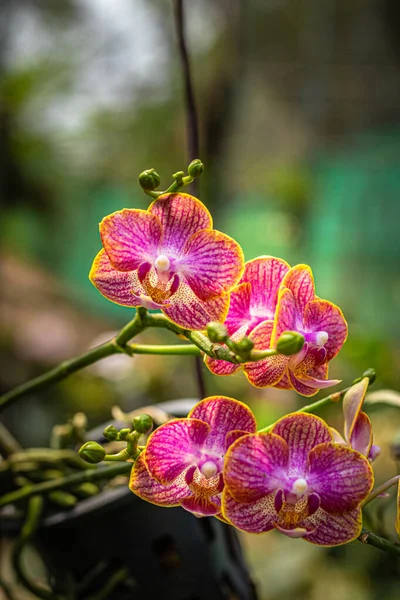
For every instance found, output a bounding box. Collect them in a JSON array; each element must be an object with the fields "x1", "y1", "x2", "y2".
[
  {"x1": 303, "y1": 299, "x2": 348, "y2": 360},
  {"x1": 89, "y1": 249, "x2": 142, "y2": 307},
  {"x1": 204, "y1": 355, "x2": 241, "y2": 377},
  {"x1": 129, "y1": 454, "x2": 190, "y2": 506},
  {"x1": 281, "y1": 265, "x2": 315, "y2": 316},
  {"x1": 145, "y1": 419, "x2": 210, "y2": 484},
  {"x1": 149, "y1": 193, "x2": 212, "y2": 254},
  {"x1": 272, "y1": 413, "x2": 332, "y2": 477},
  {"x1": 244, "y1": 320, "x2": 288, "y2": 387},
  {"x1": 189, "y1": 396, "x2": 257, "y2": 454},
  {"x1": 161, "y1": 282, "x2": 230, "y2": 330},
  {"x1": 304, "y1": 507, "x2": 363, "y2": 546},
  {"x1": 274, "y1": 372, "x2": 292, "y2": 390},
  {"x1": 179, "y1": 229, "x2": 244, "y2": 301},
  {"x1": 271, "y1": 288, "x2": 297, "y2": 346},
  {"x1": 241, "y1": 257, "x2": 290, "y2": 317},
  {"x1": 224, "y1": 282, "x2": 253, "y2": 335},
  {"x1": 349, "y1": 411, "x2": 372, "y2": 457},
  {"x1": 224, "y1": 433, "x2": 289, "y2": 503},
  {"x1": 100, "y1": 209, "x2": 161, "y2": 271},
  {"x1": 307, "y1": 442, "x2": 373, "y2": 512},
  {"x1": 343, "y1": 378, "x2": 369, "y2": 444},
  {"x1": 289, "y1": 371, "x2": 341, "y2": 397},
  {"x1": 180, "y1": 495, "x2": 221, "y2": 516},
  {"x1": 222, "y1": 488, "x2": 277, "y2": 534}
]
